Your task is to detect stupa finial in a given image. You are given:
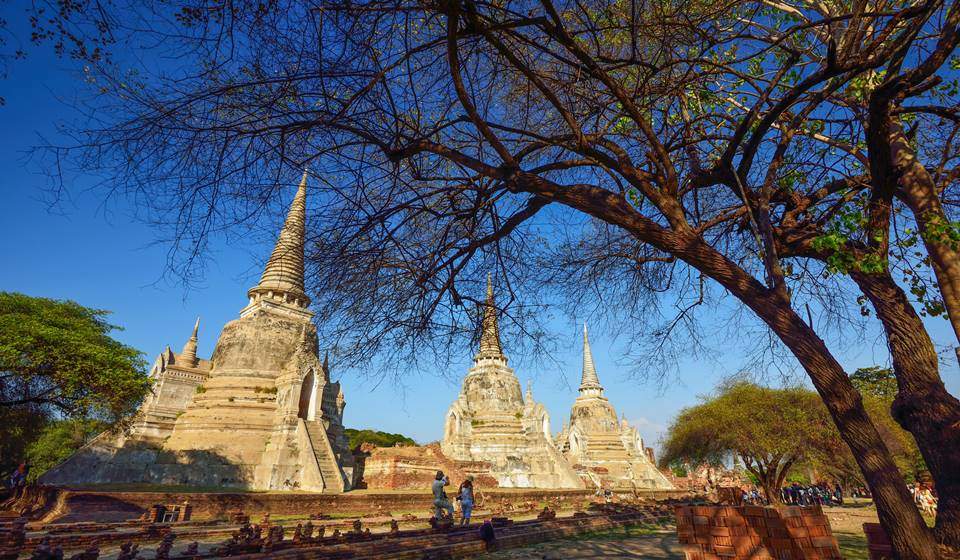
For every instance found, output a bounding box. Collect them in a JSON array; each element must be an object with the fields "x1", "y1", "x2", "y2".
[
  {"x1": 179, "y1": 317, "x2": 200, "y2": 367},
  {"x1": 248, "y1": 170, "x2": 310, "y2": 308},
  {"x1": 477, "y1": 273, "x2": 504, "y2": 360},
  {"x1": 580, "y1": 323, "x2": 602, "y2": 393}
]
